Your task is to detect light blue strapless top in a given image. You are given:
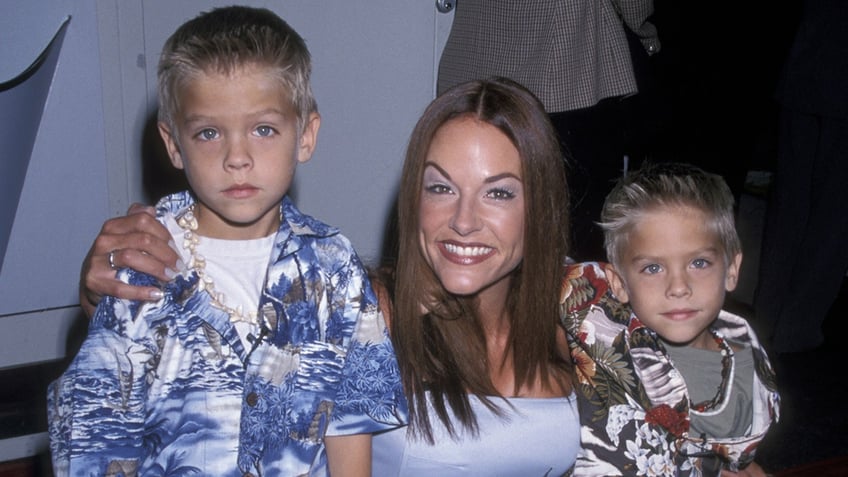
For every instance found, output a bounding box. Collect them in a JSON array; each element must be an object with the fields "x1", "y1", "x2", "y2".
[{"x1": 372, "y1": 393, "x2": 579, "y2": 476}]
